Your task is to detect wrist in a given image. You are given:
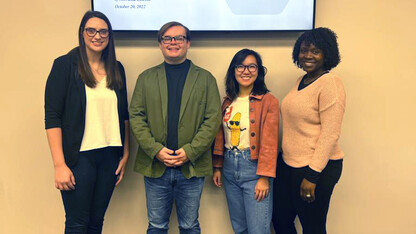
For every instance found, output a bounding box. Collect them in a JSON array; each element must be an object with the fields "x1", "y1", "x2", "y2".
[
  {"x1": 304, "y1": 166, "x2": 320, "y2": 184},
  {"x1": 258, "y1": 176, "x2": 269, "y2": 183},
  {"x1": 53, "y1": 161, "x2": 67, "y2": 168}
]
